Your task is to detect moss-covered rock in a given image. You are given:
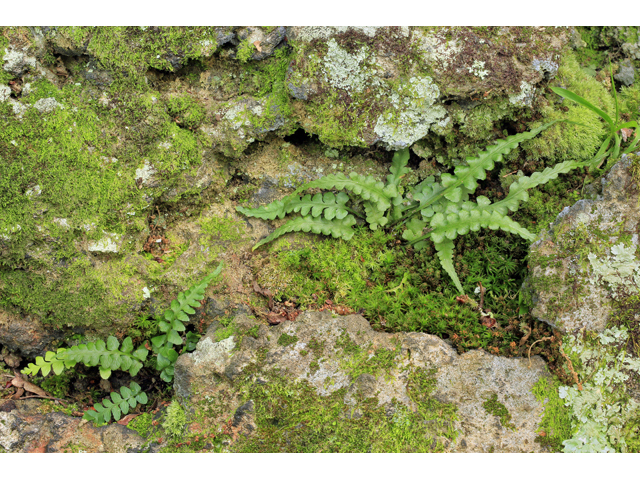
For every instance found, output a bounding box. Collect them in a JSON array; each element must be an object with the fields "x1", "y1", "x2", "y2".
[{"x1": 524, "y1": 154, "x2": 640, "y2": 333}]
